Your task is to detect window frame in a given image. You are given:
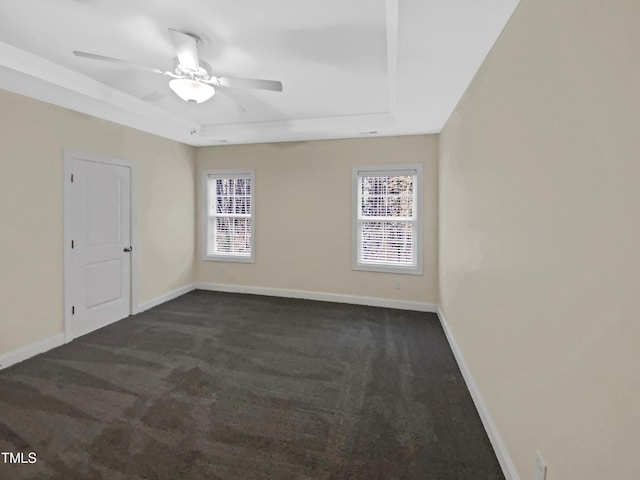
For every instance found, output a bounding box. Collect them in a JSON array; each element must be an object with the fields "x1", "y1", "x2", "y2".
[
  {"x1": 202, "y1": 169, "x2": 256, "y2": 263},
  {"x1": 352, "y1": 163, "x2": 423, "y2": 275}
]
